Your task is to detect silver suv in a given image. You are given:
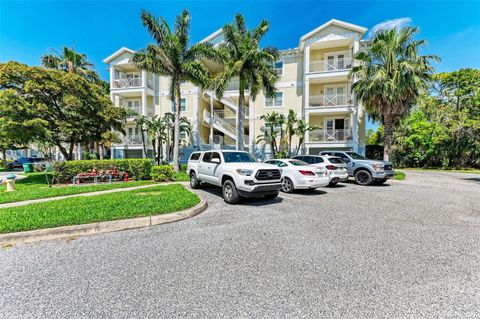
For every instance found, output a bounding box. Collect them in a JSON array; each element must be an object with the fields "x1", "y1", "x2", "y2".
[{"x1": 319, "y1": 151, "x2": 394, "y2": 186}]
